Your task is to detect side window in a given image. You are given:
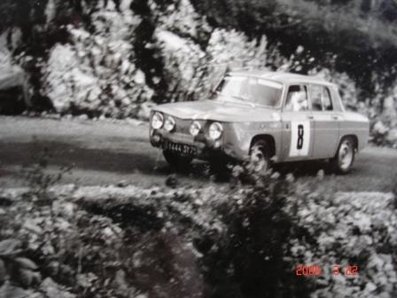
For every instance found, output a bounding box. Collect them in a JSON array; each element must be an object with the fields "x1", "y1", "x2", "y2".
[
  {"x1": 310, "y1": 85, "x2": 323, "y2": 111},
  {"x1": 322, "y1": 87, "x2": 333, "y2": 111},
  {"x1": 310, "y1": 85, "x2": 333, "y2": 111},
  {"x1": 285, "y1": 85, "x2": 309, "y2": 112}
]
